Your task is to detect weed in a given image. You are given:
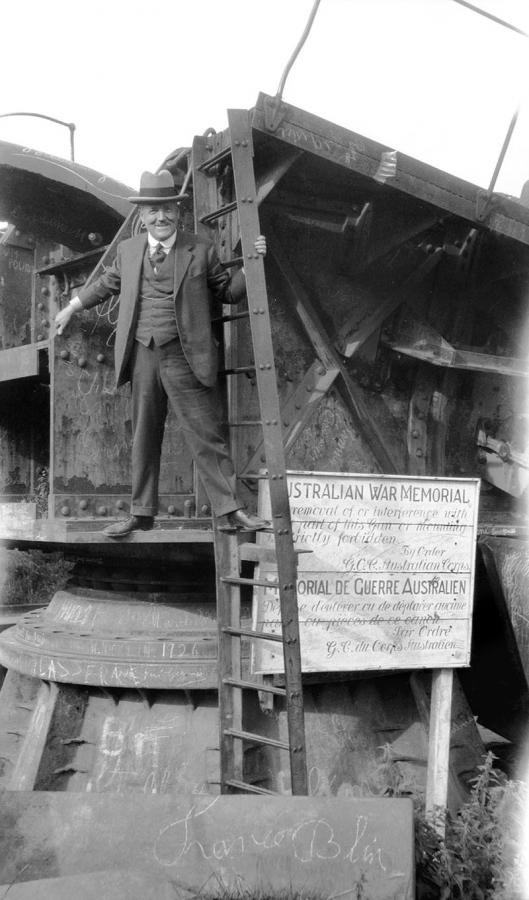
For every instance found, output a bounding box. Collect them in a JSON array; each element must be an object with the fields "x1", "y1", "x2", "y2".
[{"x1": 369, "y1": 746, "x2": 526, "y2": 899}]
